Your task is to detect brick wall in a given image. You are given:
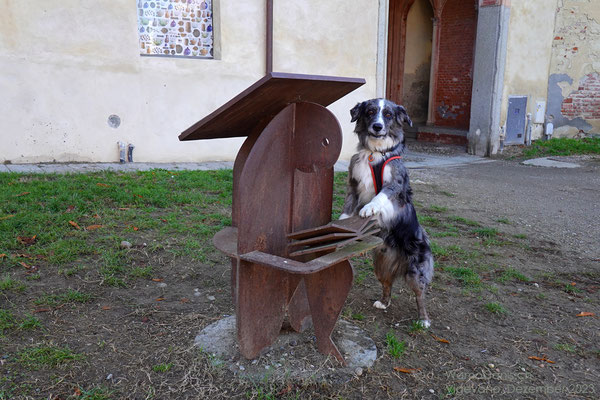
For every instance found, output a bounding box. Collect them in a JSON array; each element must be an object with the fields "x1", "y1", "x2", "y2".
[
  {"x1": 433, "y1": 0, "x2": 478, "y2": 129},
  {"x1": 561, "y1": 73, "x2": 600, "y2": 120}
]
